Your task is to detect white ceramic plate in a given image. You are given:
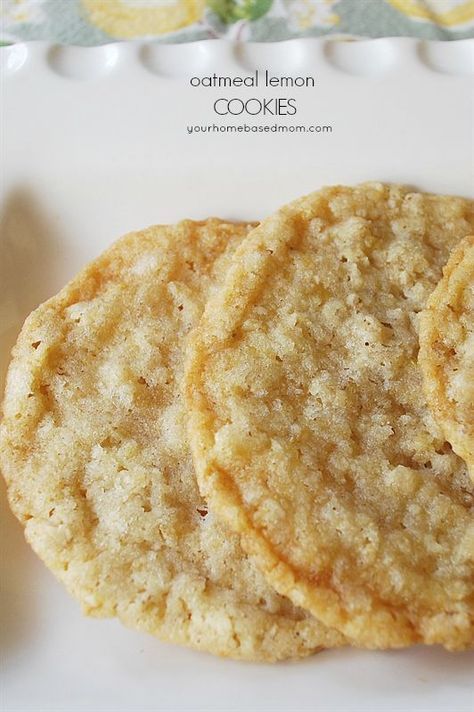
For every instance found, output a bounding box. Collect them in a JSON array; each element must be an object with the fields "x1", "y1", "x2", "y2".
[{"x1": 1, "y1": 39, "x2": 473, "y2": 712}]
